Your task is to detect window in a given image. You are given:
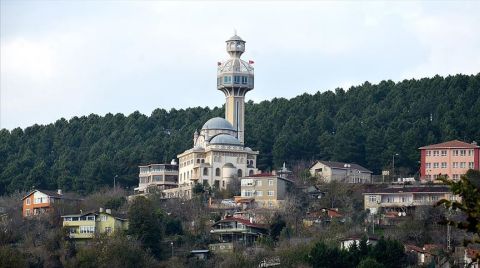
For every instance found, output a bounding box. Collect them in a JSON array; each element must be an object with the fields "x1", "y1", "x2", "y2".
[
  {"x1": 469, "y1": 162, "x2": 474, "y2": 169},
  {"x1": 453, "y1": 150, "x2": 459, "y2": 156},
  {"x1": 426, "y1": 163, "x2": 431, "y2": 168},
  {"x1": 101, "y1": 215, "x2": 107, "y2": 222},
  {"x1": 215, "y1": 168, "x2": 221, "y2": 177},
  {"x1": 441, "y1": 150, "x2": 447, "y2": 156},
  {"x1": 460, "y1": 150, "x2": 466, "y2": 156},
  {"x1": 105, "y1": 227, "x2": 112, "y2": 234},
  {"x1": 197, "y1": 159, "x2": 200, "y2": 163},
  {"x1": 256, "y1": 180, "x2": 262, "y2": 186},
  {"x1": 25, "y1": 209, "x2": 30, "y2": 217},
  {"x1": 460, "y1": 162, "x2": 466, "y2": 168},
  {"x1": 453, "y1": 162, "x2": 458, "y2": 168},
  {"x1": 268, "y1": 191, "x2": 274, "y2": 196},
  {"x1": 426, "y1": 150, "x2": 431, "y2": 156},
  {"x1": 453, "y1": 174, "x2": 459, "y2": 180},
  {"x1": 69, "y1": 228, "x2": 77, "y2": 234},
  {"x1": 433, "y1": 150, "x2": 439, "y2": 156},
  {"x1": 86, "y1": 216, "x2": 95, "y2": 221},
  {"x1": 242, "y1": 190, "x2": 254, "y2": 197},
  {"x1": 237, "y1": 169, "x2": 243, "y2": 177},
  {"x1": 441, "y1": 162, "x2": 447, "y2": 168},
  {"x1": 368, "y1": 195, "x2": 377, "y2": 203},
  {"x1": 233, "y1": 76, "x2": 240, "y2": 84},
  {"x1": 268, "y1": 179, "x2": 273, "y2": 186},
  {"x1": 241, "y1": 76, "x2": 248, "y2": 85},
  {"x1": 433, "y1": 163, "x2": 439, "y2": 168},
  {"x1": 203, "y1": 168, "x2": 208, "y2": 176},
  {"x1": 26, "y1": 198, "x2": 31, "y2": 205},
  {"x1": 468, "y1": 149, "x2": 474, "y2": 156},
  {"x1": 223, "y1": 76, "x2": 231, "y2": 84},
  {"x1": 249, "y1": 170, "x2": 254, "y2": 176},
  {"x1": 79, "y1": 226, "x2": 95, "y2": 234},
  {"x1": 401, "y1": 197, "x2": 407, "y2": 202},
  {"x1": 256, "y1": 191, "x2": 263, "y2": 197}
]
